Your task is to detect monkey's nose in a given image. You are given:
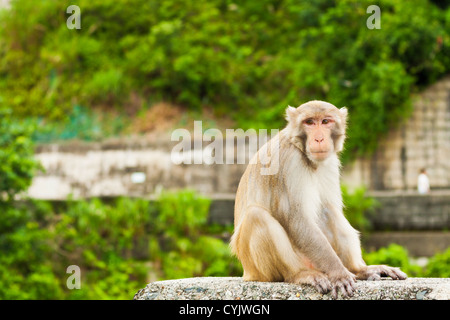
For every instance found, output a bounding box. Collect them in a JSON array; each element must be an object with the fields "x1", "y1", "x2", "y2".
[{"x1": 315, "y1": 138, "x2": 324, "y2": 143}]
